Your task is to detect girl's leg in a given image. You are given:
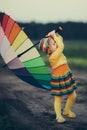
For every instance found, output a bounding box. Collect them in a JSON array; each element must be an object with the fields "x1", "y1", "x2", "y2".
[
  {"x1": 54, "y1": 96, "x2": 66, "y2": 123},
  {"x1": 63, "y1": 91, "x2": 77, "y2": 118}
]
